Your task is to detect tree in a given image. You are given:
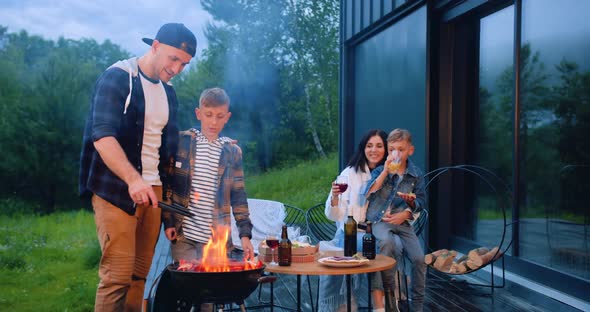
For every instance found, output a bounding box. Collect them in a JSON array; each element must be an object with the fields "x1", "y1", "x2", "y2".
[
  {"x1": 479, "y1": 43, "x2": 551, "y2": 213},
  {"x1": 195, "y1": 0, "x2": 340, "y2": 171},
  {"x1": 0, "y1": 27, "x2": 129, "y2": 213},
  {"x1": 283, "y1": 0, "x2": 340, "y2": 158},
  {"x1": 551, "y1": 60, "x2": 590, "y2": 218}
]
